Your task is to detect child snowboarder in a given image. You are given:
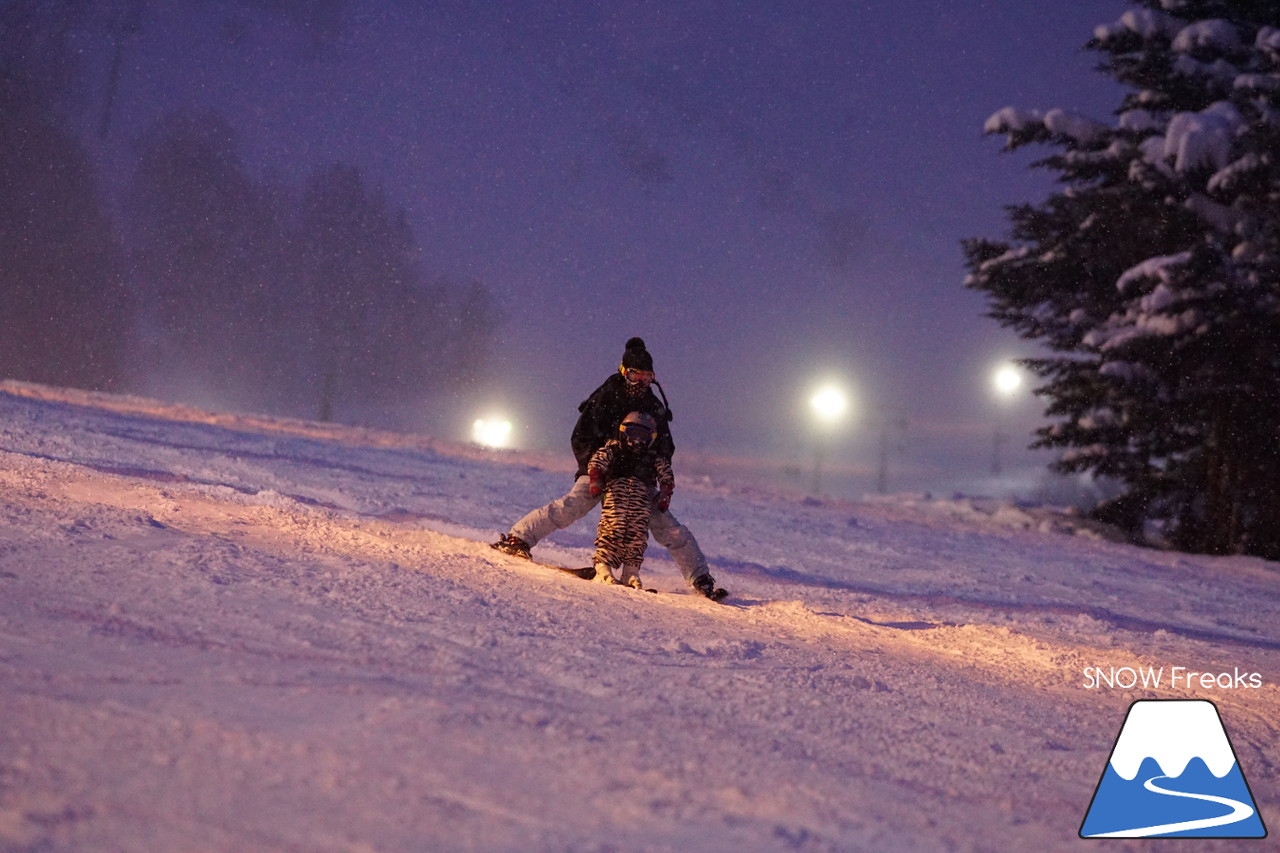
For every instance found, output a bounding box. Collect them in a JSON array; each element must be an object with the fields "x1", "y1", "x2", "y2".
[{"x1": 586, "y1": 410, "x2": 674, "y2": 589}]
